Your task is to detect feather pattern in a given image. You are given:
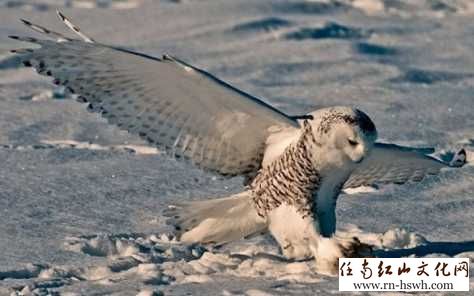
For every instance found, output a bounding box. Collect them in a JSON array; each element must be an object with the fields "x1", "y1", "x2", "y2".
[
  {"x1": 9, "y1": 18, "x2": 299, "y2": 177},
  {"x1": 251, "y1": 120, "x2": 321, "y2": 218},
  {"x1": 344, "y1": 143, "x2": 466, "y2": 188}
]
